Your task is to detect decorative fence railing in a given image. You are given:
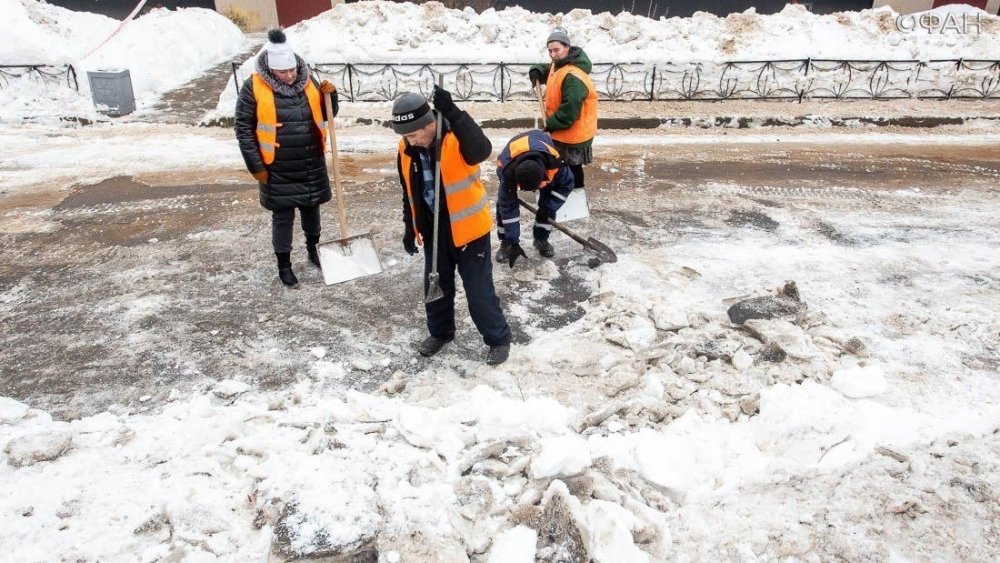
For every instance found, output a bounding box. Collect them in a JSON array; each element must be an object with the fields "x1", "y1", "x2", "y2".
[
  {"x1": 0, "y1": 64, "x2": 79, "y2": 91},
  {"x1": 231, "y1": 59, "x2": 1000, "y2": 102}
]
